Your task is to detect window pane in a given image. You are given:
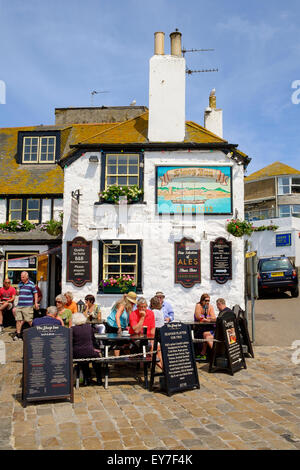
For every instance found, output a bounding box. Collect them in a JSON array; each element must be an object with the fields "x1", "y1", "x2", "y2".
[
  {"x1": 128, "y1": 176, "x2": 138, "y2": 185},
  {"x1": 118, "y1": 156, "x2": 128, "y2": 165},
  {"x1": 107, "y1": 165, "x2": 117, "y2": 174},
  {"x1": 121, "y1": 245, "x2": 136, "y2": 253},
  {"x1": 121, "y1": 254, "x2": 136, "y2": 263},
  {"x1": 128, "y1": 155, "x2": 139, "y2": 164},
  {"x1": 279, "y1": 177, "x2": 289, "y2": 185},
  {"x1": 279, "y1": 205, "x2": 290, "y2": 217},
  {"x1": 107, "y1": 255, "x2": 120, "y2": 263},
  {"x1": 291, "y1": 185, "x2": 300, "y2": 194},
  {"x1": 129, "y1": 165, "x2": 138, "y2": 174},
  {"x1": 28, "y1": 210, "x2": 39, "y2": 221},
  {"x1": 10, "y1": 211, "x2": 22, "y2": 221},
  {"x1": 107, "y1": 265, "x2": 120, "y2": 273},
  {"x1": 107, "y1": 176, "x2": 117, "y2": 185},
  {"x1": 291, "y1": 178, "x2": 300, "y2": 185},
  {"x1": 118, "y1": 165, "x2": 127, "y2": 174},
  {"x1": 107, "y1": 155, "x2": 117, "y2": 164},
  {"x1": 10, "y1": 200, "x2": 22, "y2": 210},
  {"x1": 117, "y1": 176, "x2": 127, "y2": 185},
  {"x1": 27, "y1": 199, "x2": 39, "y2": 210}
]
